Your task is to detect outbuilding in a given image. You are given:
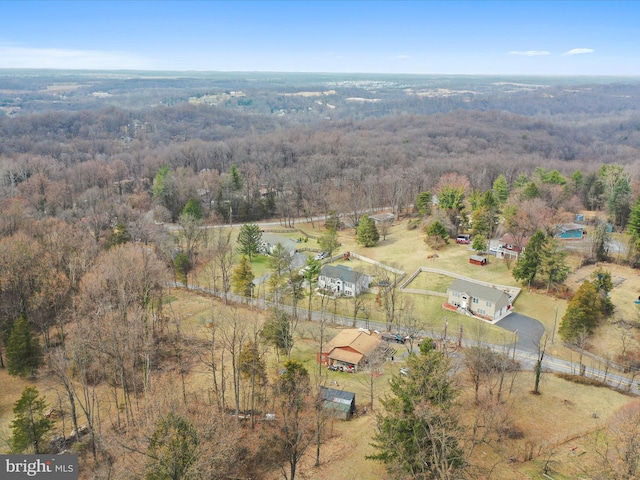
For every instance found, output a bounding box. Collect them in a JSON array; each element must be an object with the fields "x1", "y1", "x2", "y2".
[
  {"x1": 319, "y1": 387, "x2": 356, "y2": 420},
  {"x1": 469, "y1": 255, "x2": 487, "y2": 266}
]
